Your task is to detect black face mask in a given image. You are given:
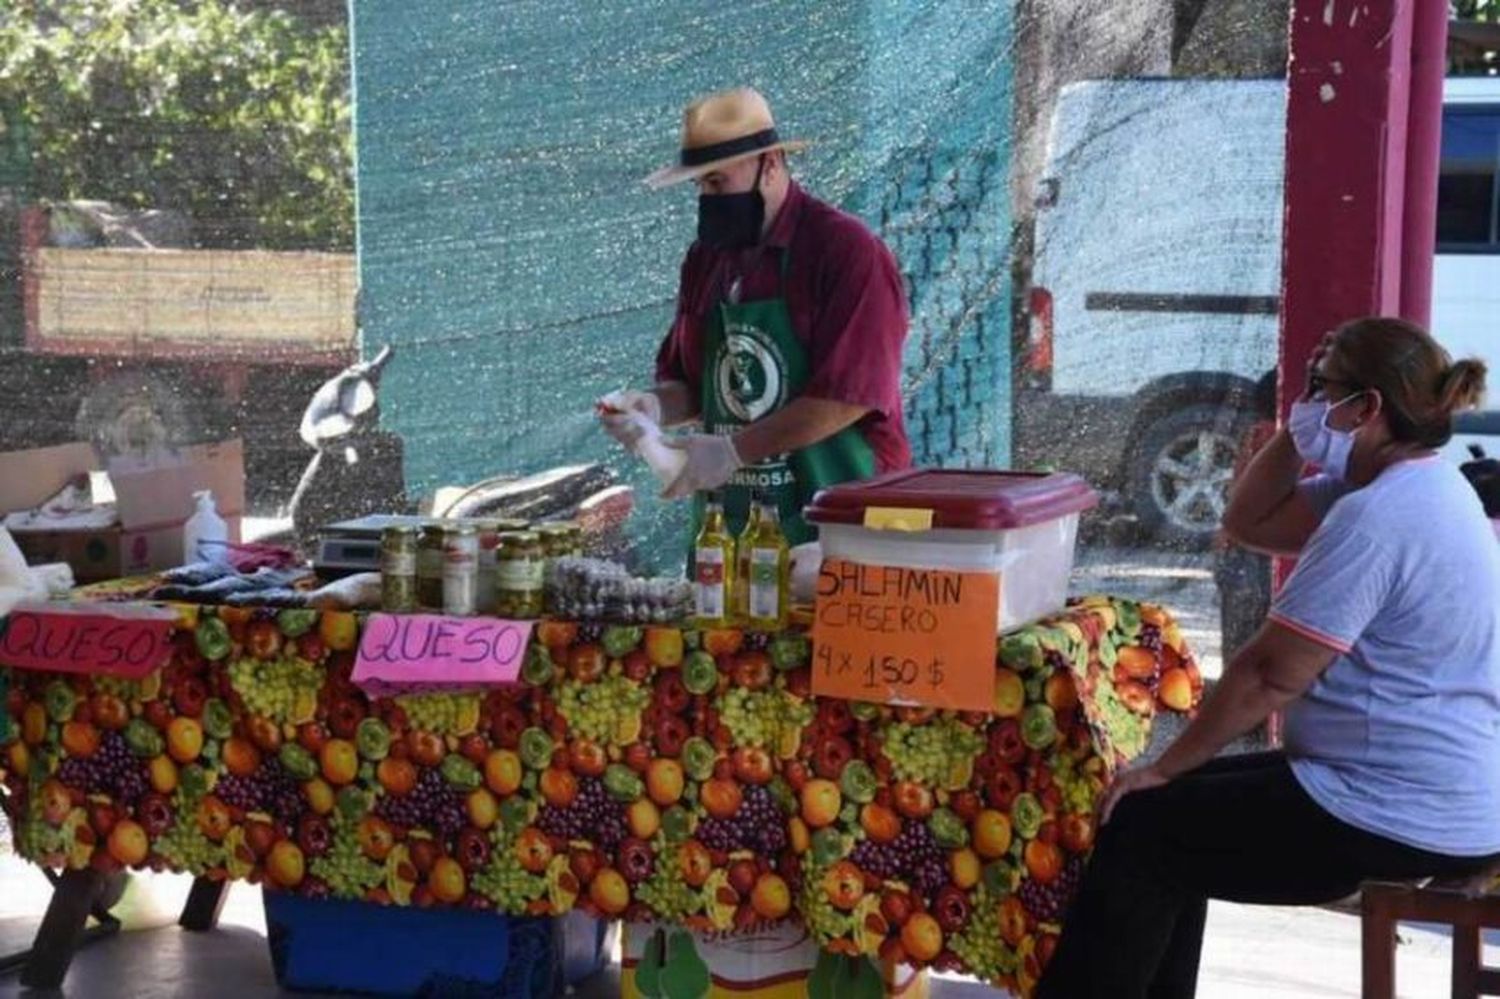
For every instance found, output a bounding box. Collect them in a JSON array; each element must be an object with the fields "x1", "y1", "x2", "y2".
[{"x1": 697, "y1": 155, "x2": 766, "y2": 250}]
